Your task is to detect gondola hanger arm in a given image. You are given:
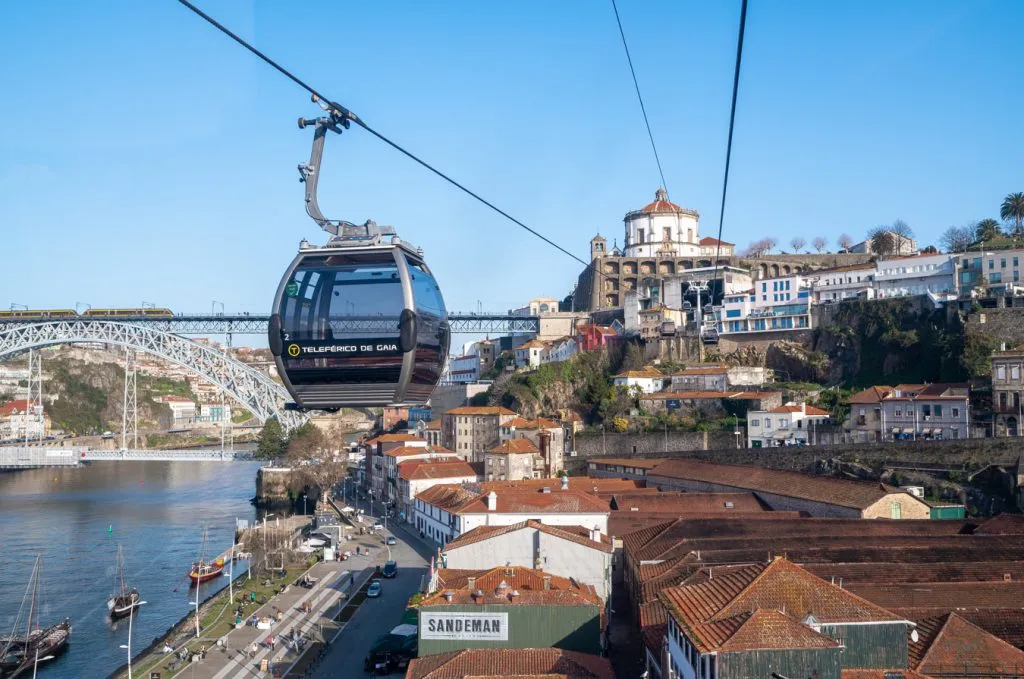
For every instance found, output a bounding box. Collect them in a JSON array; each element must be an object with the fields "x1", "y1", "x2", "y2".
[{"x1": 297, "y1": 95, "x2": 361, "y2": 236}]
